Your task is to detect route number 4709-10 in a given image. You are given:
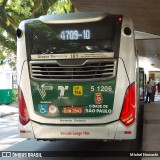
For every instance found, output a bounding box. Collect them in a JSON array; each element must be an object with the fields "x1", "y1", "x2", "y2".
[{"x1": 91, "y1": 86, "x2": 112, "y2": 92}]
